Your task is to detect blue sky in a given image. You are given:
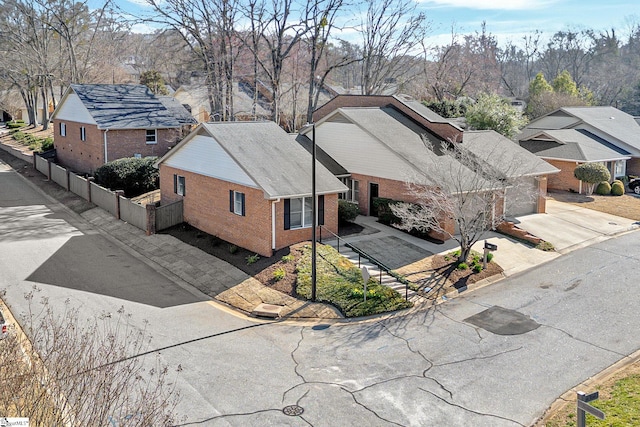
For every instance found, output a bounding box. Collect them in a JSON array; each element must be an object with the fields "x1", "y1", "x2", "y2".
[
  {"x1": 114, "y1": 0, "x2": 638, "y2": 47},
  {"x1": 420, "y1": 0, "x2": 638, "y2": 46}
]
